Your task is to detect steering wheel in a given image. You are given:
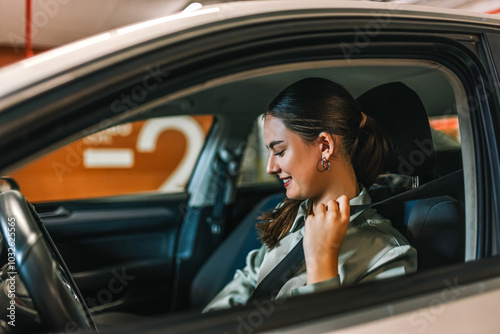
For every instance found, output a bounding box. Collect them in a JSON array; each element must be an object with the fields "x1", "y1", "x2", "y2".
[{"x1": 0, "y1": 190, "x2": 97, "y2": 332}]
